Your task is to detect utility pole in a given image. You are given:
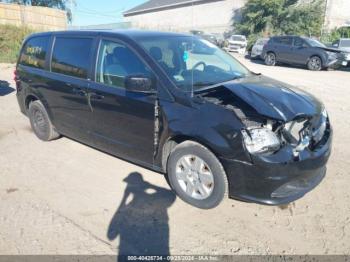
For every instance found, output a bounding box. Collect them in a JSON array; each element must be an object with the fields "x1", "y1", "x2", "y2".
[
  {"x1": 321, "y1": 0, "x2": 329, "y2": 37},
  {"x1": 69, "y1": 0, "x2": 74, "y2": 23}
]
